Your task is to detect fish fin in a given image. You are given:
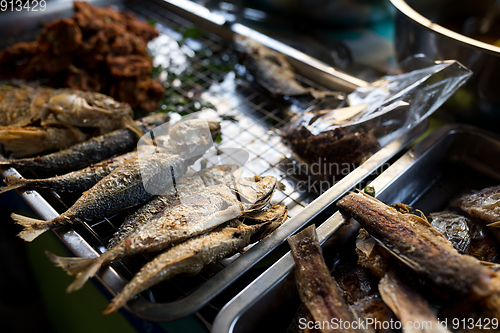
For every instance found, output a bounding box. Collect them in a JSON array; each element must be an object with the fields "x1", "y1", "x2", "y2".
[
  {"x1": 122, "y1": 115, "x2": 144, "y2": 138},
  {"x1": 0, "y1": 175, "x2": 29, "y2": 194},
  {"x1": 11, "y1": 213, "x2": 48, "y2": 242},
  {"x1": 287, "y1": 224, "x2": 317, "y2": 249}
]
